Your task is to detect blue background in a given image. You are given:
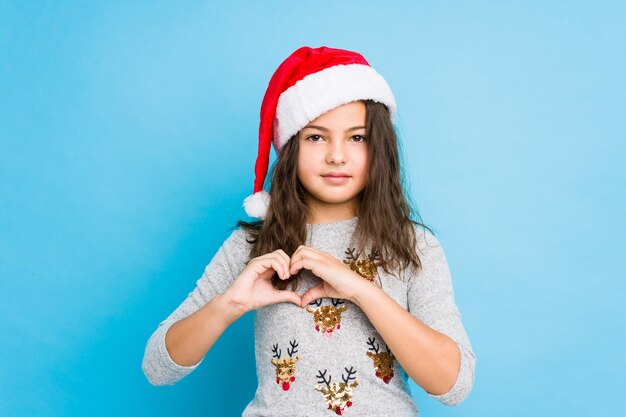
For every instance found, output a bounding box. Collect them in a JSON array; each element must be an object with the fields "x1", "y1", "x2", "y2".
[{"x1": 1, "y1": 1, "x2": 624, "y2": 416}]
